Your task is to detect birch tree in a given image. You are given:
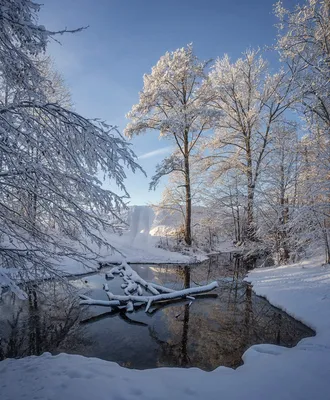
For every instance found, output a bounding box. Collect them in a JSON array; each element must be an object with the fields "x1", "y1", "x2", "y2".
[{"x1": 125, "y1": 45, "x2": 215, "y2": 245}]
